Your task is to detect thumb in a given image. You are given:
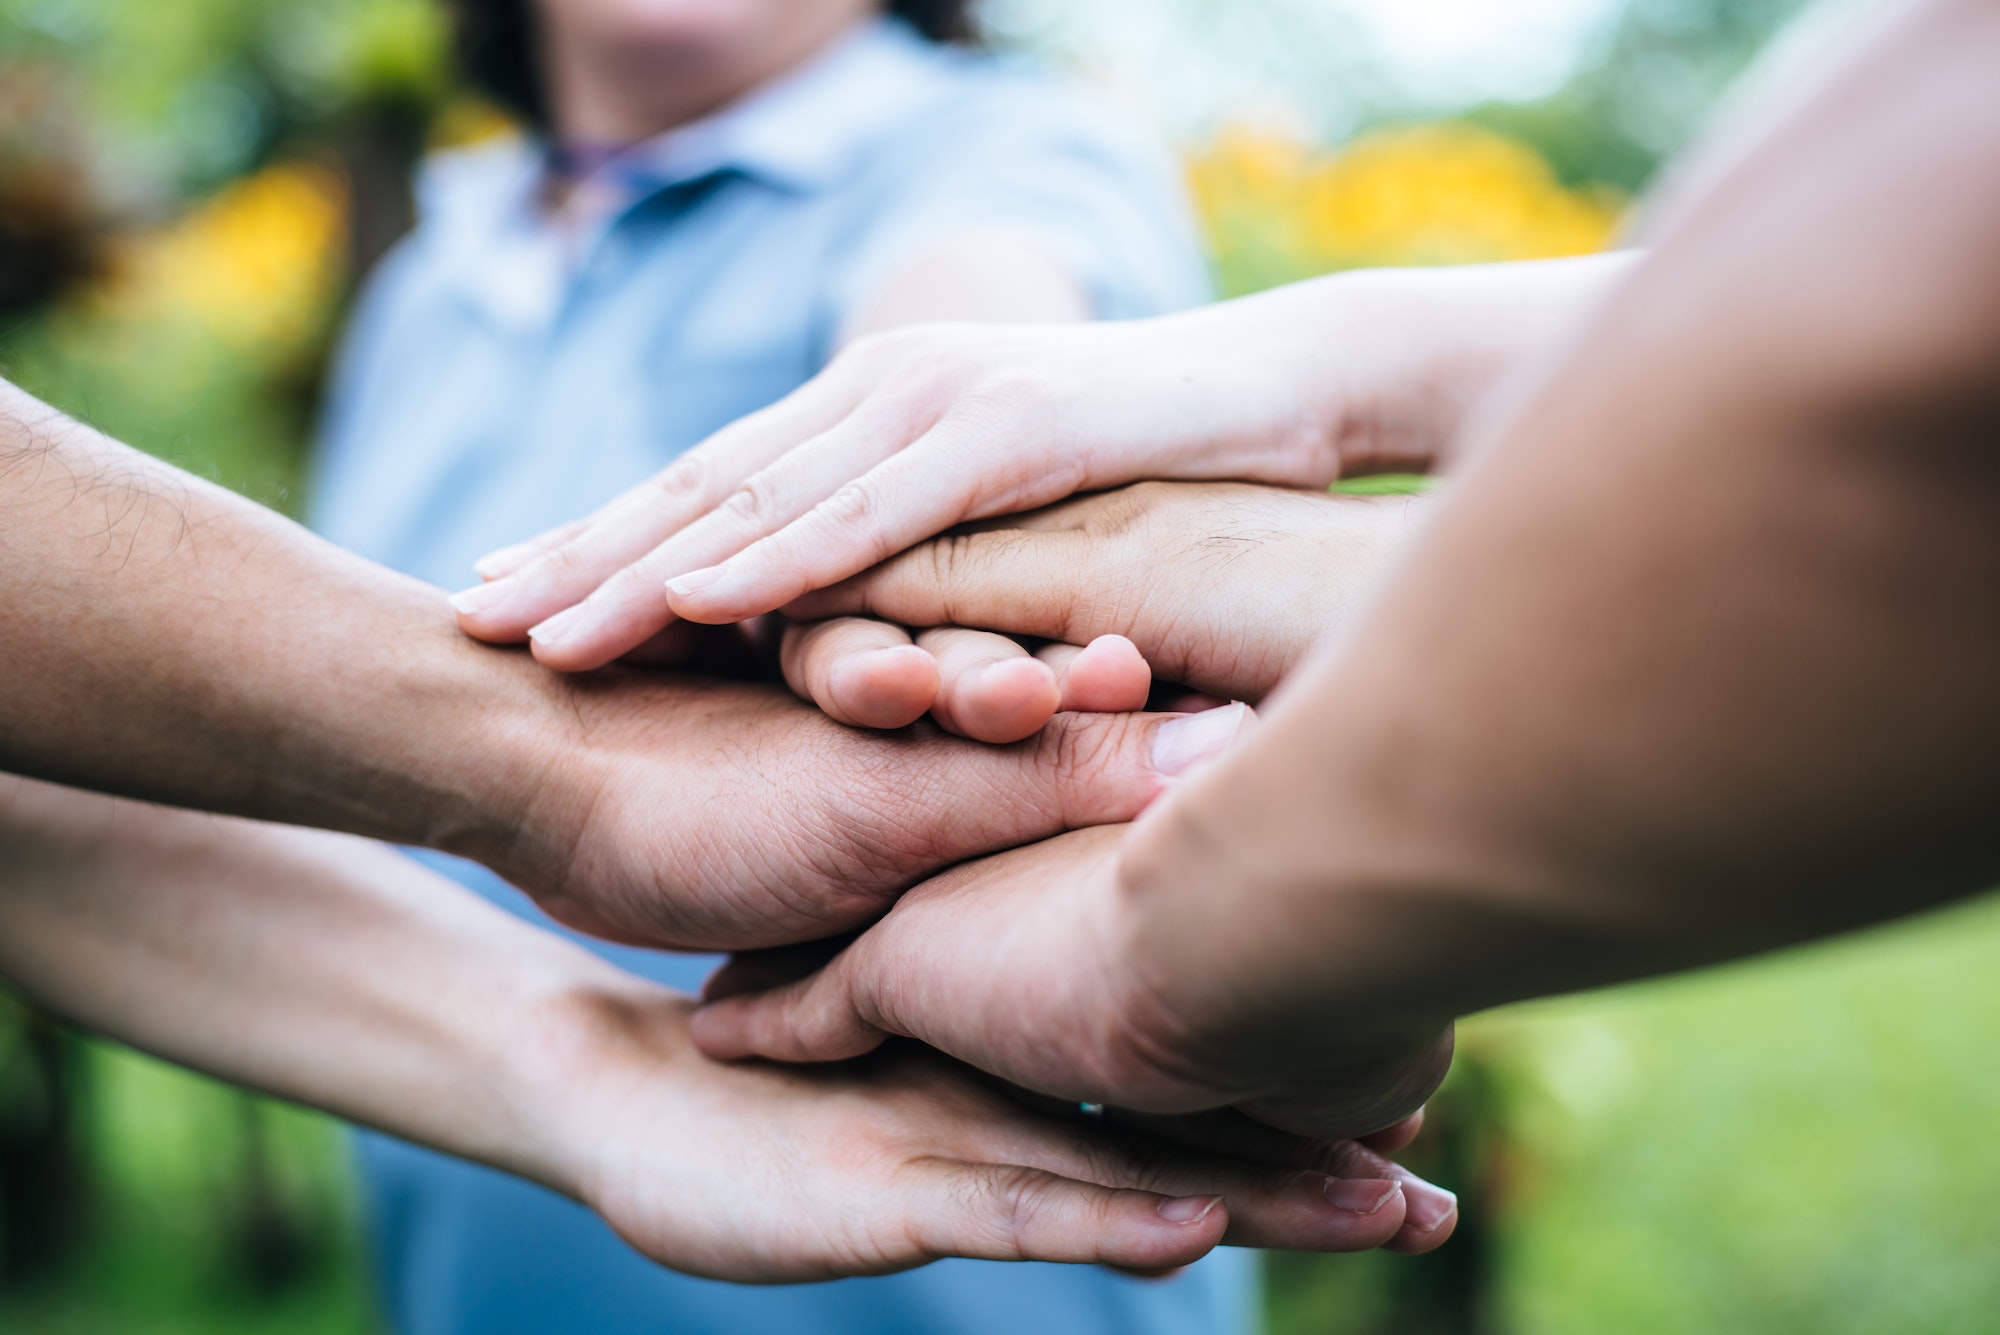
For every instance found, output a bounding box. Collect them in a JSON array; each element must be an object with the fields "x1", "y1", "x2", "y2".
[
  {"x1": 1029, "y1": 702, "x2": 1259, "y2": 830},
  {"x1": 691, "y1": 949, "x2": 888, "y2": 1063}
]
